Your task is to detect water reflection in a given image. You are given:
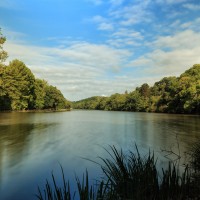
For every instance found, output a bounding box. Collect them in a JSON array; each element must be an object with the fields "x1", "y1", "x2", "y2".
[
  {"x1": 0, "y1": 124, "x2": 34, "y2": 176},
  {"x1": 0, "y1": 111, "x2": 199, "y2": 200},
  {"x1": 0, "y1": 112, "x2": 58, "y2": 200},
  {"x1": 0, "y1": 123, "x2": 57, "y2": 170}
]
